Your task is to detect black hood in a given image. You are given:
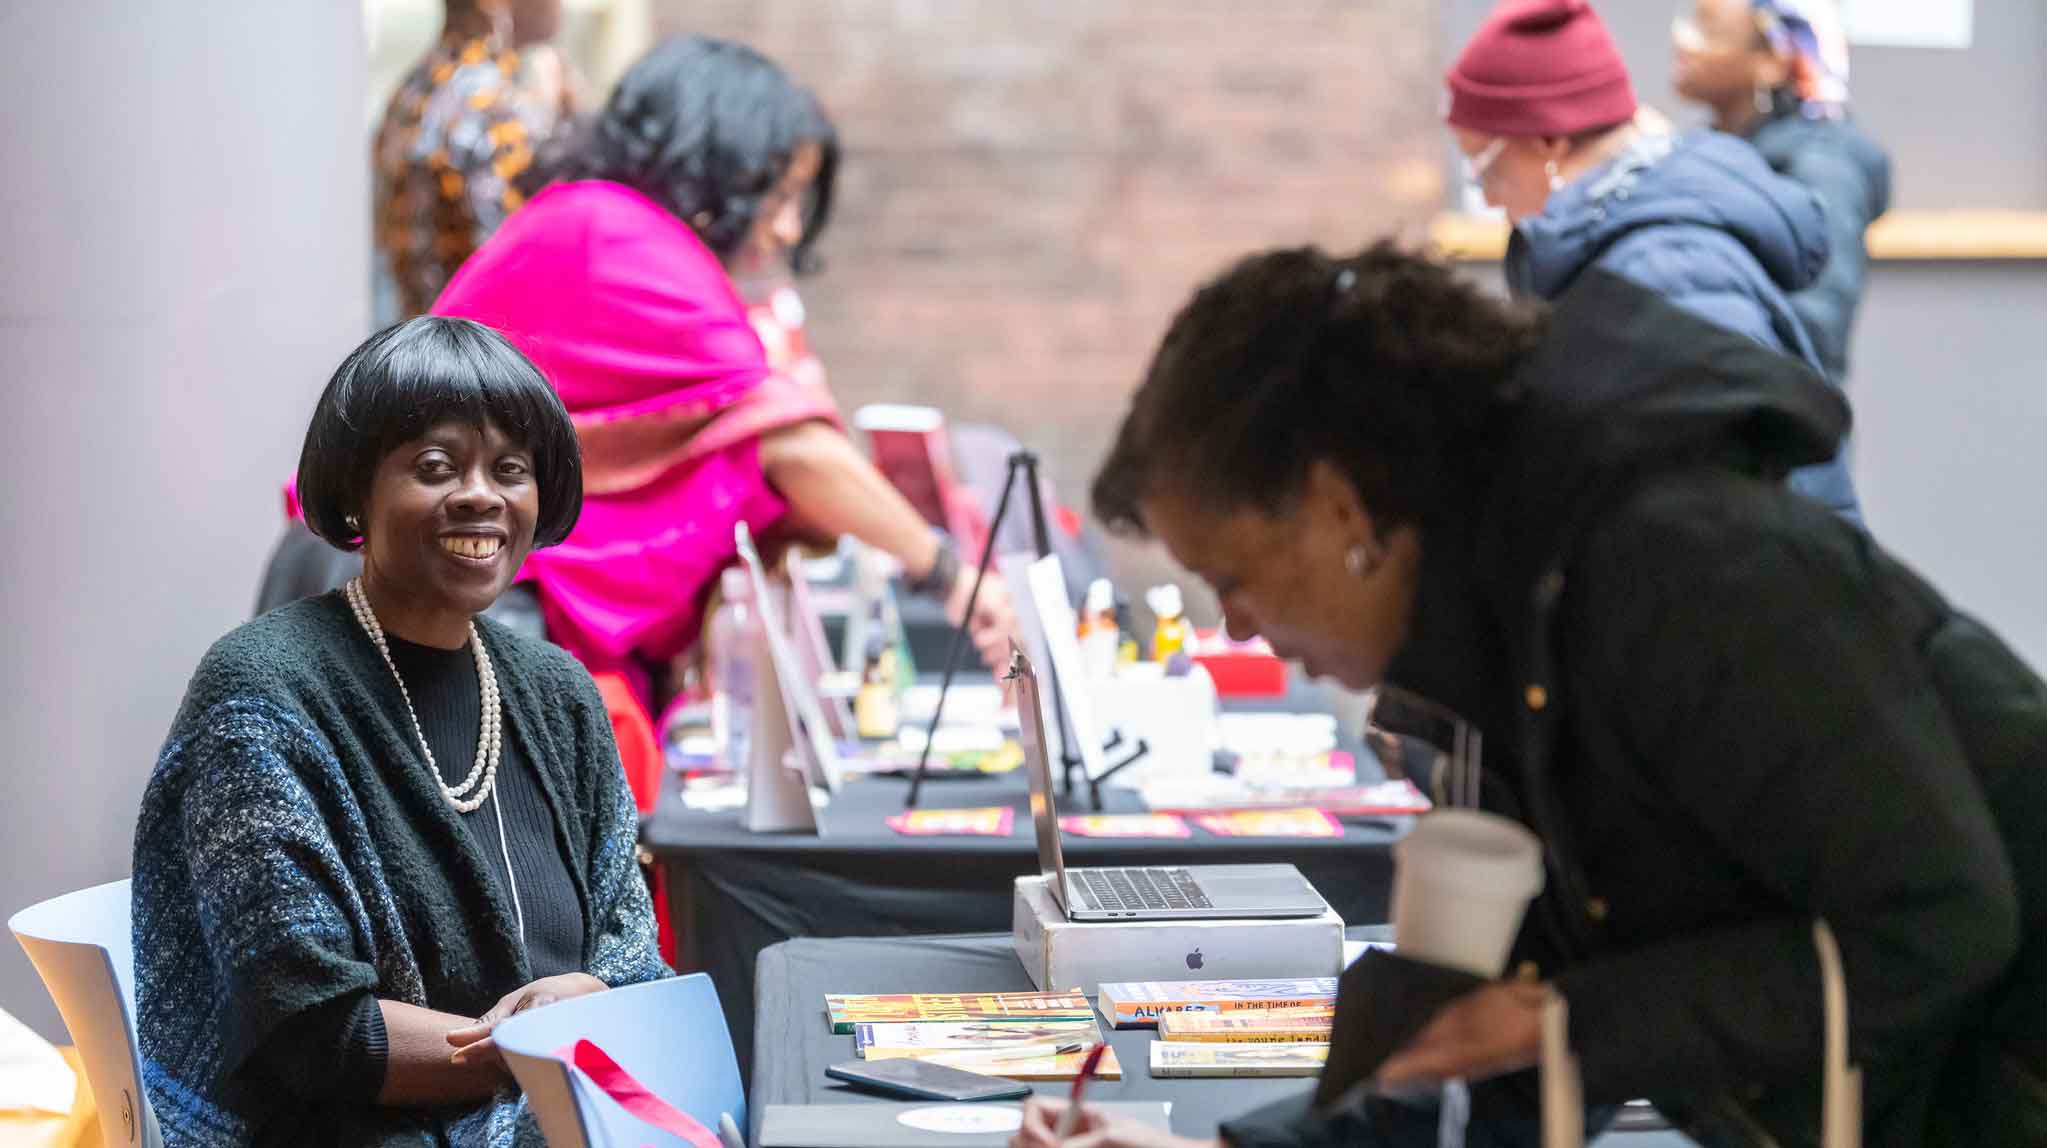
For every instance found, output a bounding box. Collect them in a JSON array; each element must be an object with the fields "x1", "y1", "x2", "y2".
[
  {"x1": 1477, "y1": 268, "x2": 1847, "y2": 579},
  {"x1": 1384, "y1": 269, "x2": 1849, "y2": 724}
]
